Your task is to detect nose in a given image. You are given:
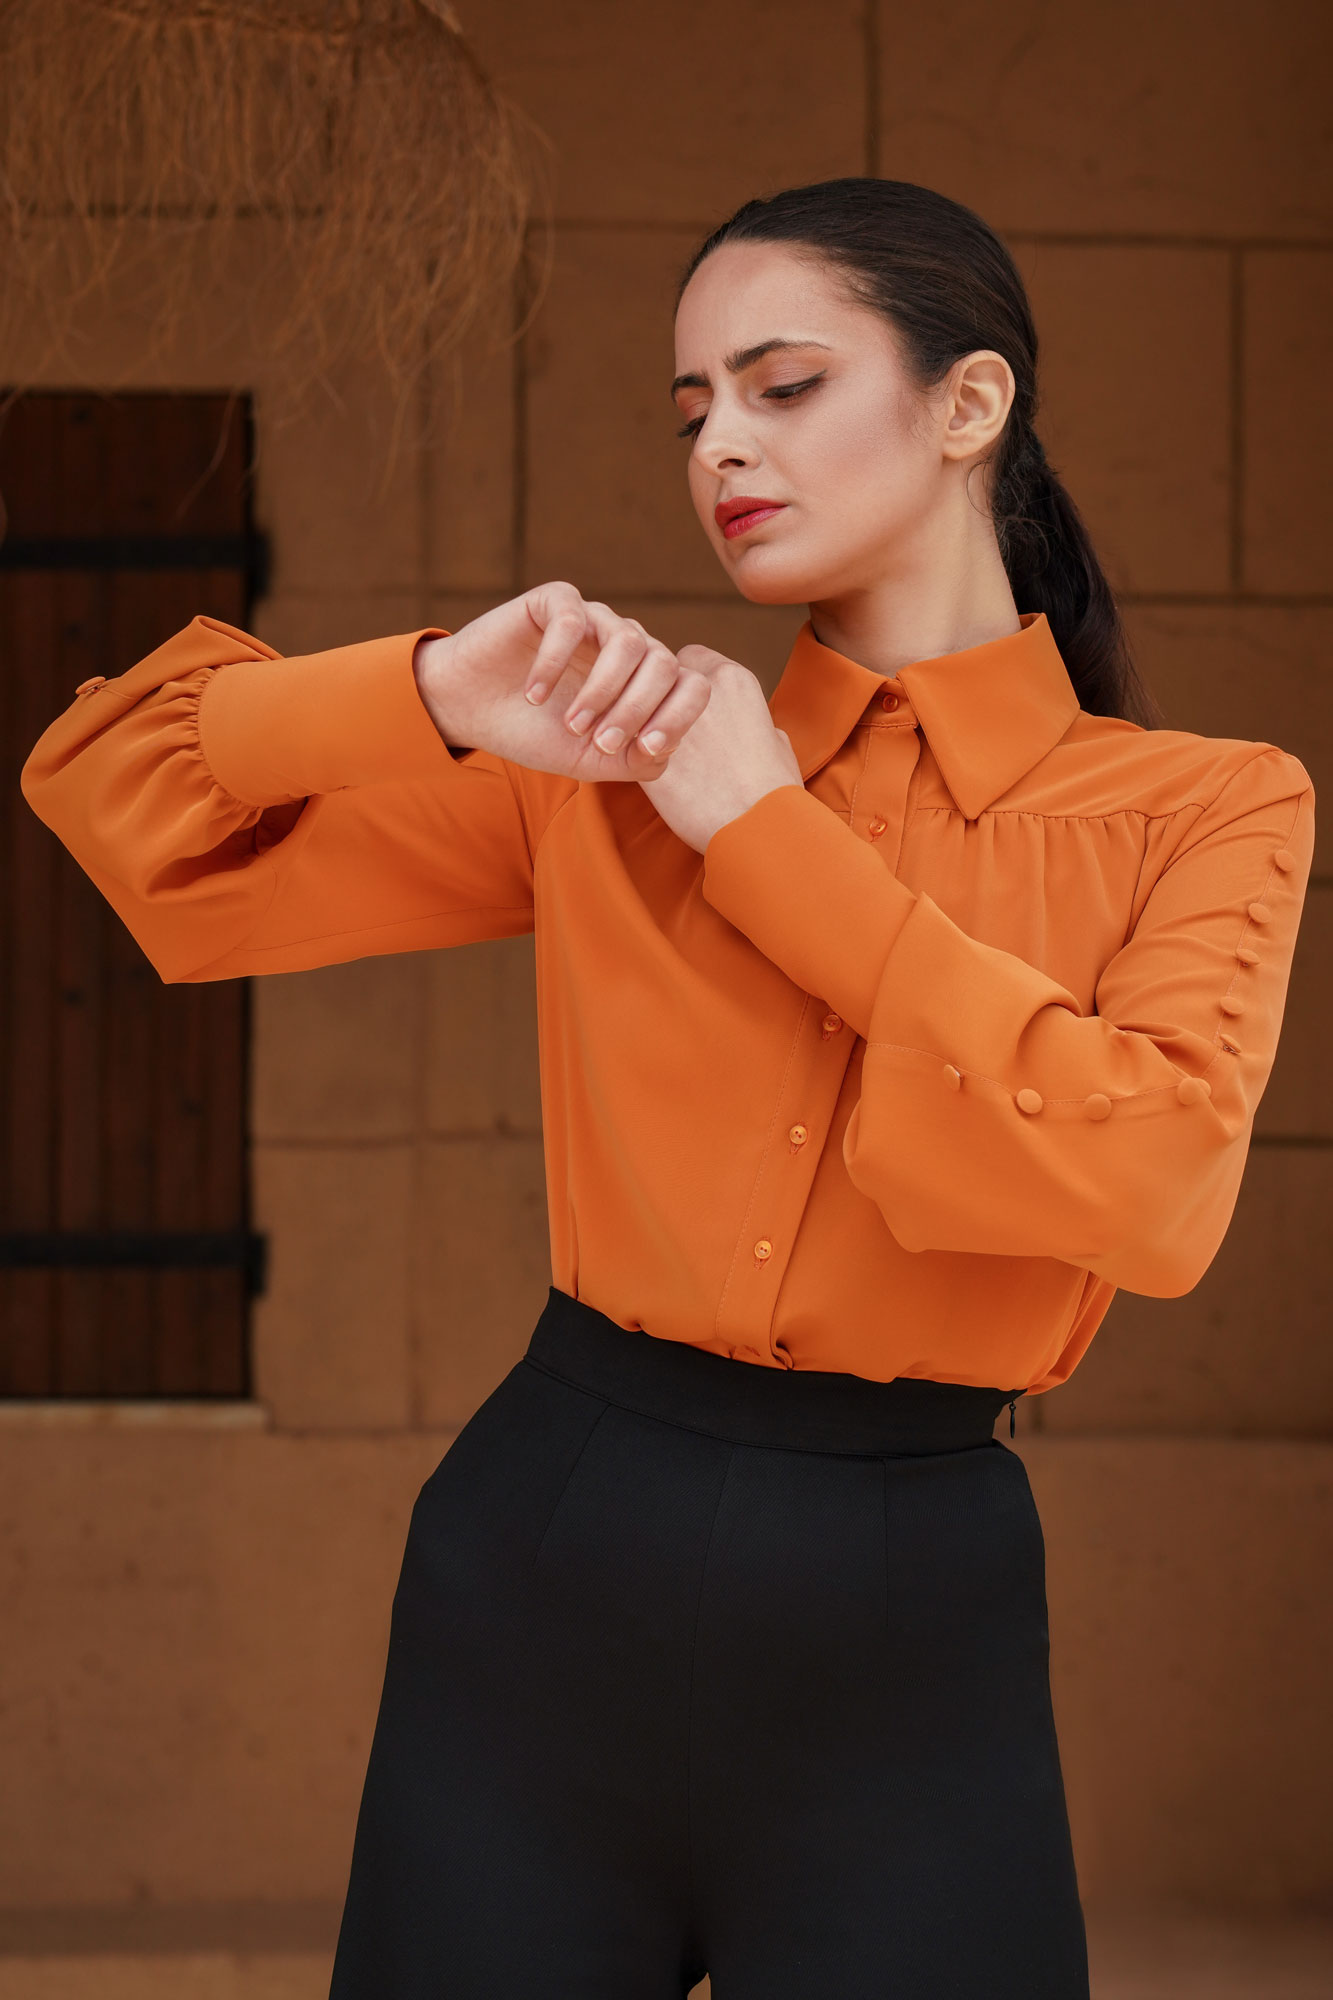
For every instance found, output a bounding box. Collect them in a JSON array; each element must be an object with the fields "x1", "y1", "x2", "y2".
[{"x1": 694, "y1": 404, "x2": 757, "y2": 477}]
